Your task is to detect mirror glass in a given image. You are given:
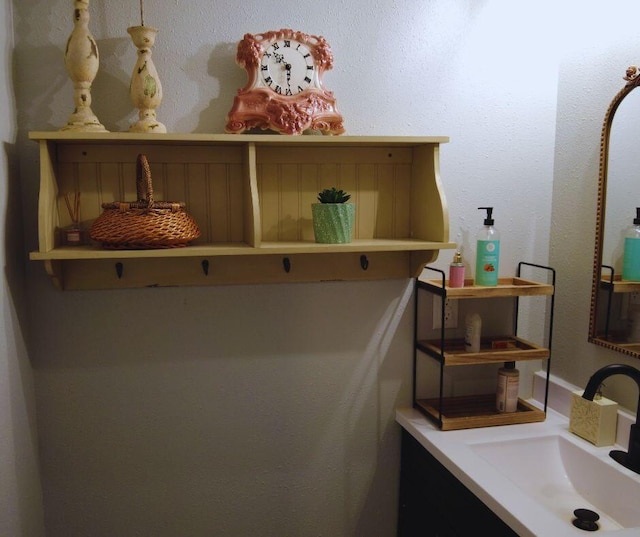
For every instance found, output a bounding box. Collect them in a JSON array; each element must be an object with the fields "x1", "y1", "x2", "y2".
[
  {"x1": 603, "y1": 92, "x2": 640, "y2": 270},
  {"x1": 590, "y1": 68, "x2": 640, "y2": 357}
]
